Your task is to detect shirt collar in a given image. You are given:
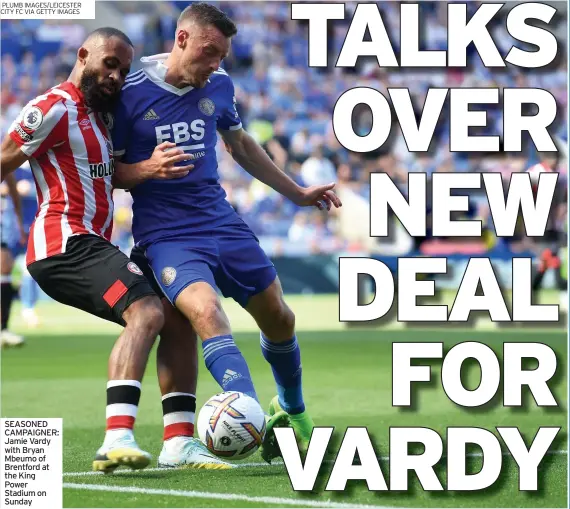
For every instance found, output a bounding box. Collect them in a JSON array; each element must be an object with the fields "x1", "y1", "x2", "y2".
[
  {"x1": 139, "y1": 54, "x2": 195, "y2": 94},
  {"x1": 140, "y1": 53, "x2": 170, "y2": 81}
]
